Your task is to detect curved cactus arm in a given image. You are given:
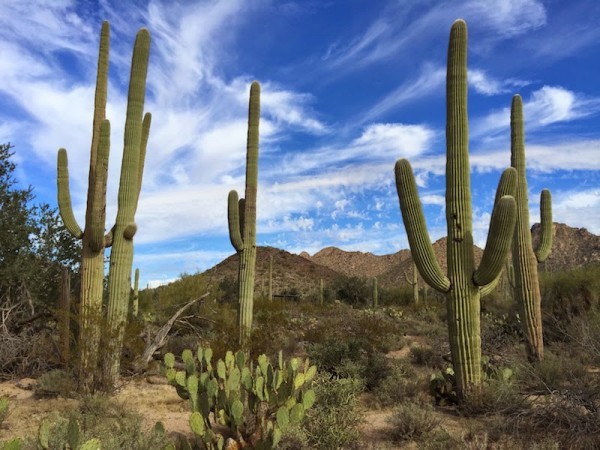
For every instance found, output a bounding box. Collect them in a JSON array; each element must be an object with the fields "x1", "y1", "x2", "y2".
[
  {"x1": 479, "y1": 167, "x2": 517, "y2": 296},
  {"x1": 395, "y1": 159, "x2": 450, "y2": 292},
  {"x1": 238, "y1": 197, "x2": 246, "y2": 238},
  {"x1": 57, "y1": 149, "x2": 83, "y2": 239},
  {"x1": 473, "y1": 196, "x2": 517, "y2": 286},
  {"x1": 135, "y1": 112, "x2": 152, "y2": 213},
  {"x1": 228, "y1": 190, "x2": 244, "y2": 252},
  {"x1": 89, "y1": 119, "x2": 111, "y2": 252},
  {"x1": 534, "y1": 189, "x2": 552, "y2": 262}
]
